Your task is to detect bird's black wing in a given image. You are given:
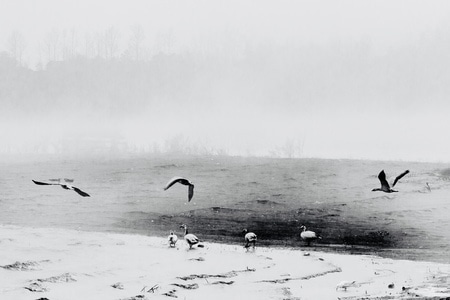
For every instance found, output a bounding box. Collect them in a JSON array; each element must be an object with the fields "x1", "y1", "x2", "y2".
[
  {"x1": 378, "y1": 170, "x2": 390, "y2": 189},
  {"x1": 32, "y1": 180, "x2": 59, "y2": 186},
  {"x1": 392, "y1": 170, "x2": 409, "y2": 187},
  {"x1": 188, "y1": 184, "x2": 194, "y2": 202},
  {"x1": 72, "y1": 187, "x2": 90, "y2": 197},
  {"x1": 164, "y1": 177, "x2": 189, "y2": 190}
]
